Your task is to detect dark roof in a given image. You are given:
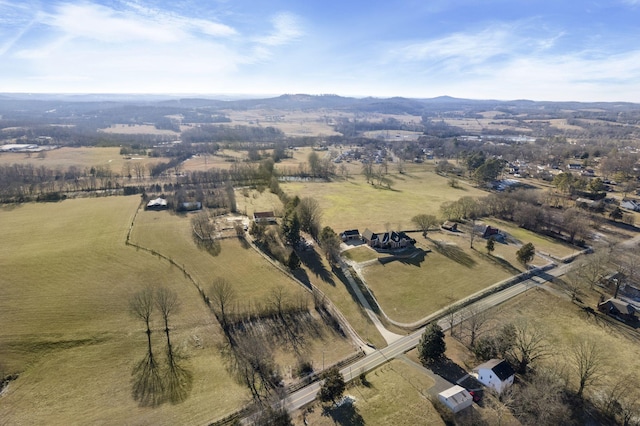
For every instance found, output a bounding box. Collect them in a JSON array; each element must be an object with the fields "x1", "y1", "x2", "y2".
[
  {"x1": 600, "y1": 298, "x2": 637, "y2": 316},
  {"x1": 341, "y1": 229, "x2": 360, "y2": 237},
  {"x1": 253, "y1": 211, "x2": 275, "y2": 219},
  {"x1": 474, "y1": 359, "x2": 514, "y2": 382}
]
